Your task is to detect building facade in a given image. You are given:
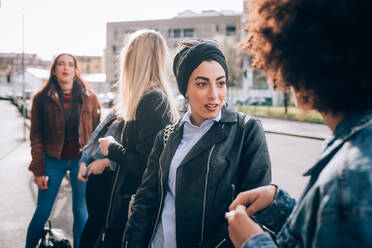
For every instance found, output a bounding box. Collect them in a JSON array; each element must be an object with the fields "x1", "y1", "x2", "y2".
[
  {"x1": 106, "y1": 10, "x2": 241, "y2": 86},
  {"x1": 76, "y1": 55, "x2": 103, "y2": 74}
]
